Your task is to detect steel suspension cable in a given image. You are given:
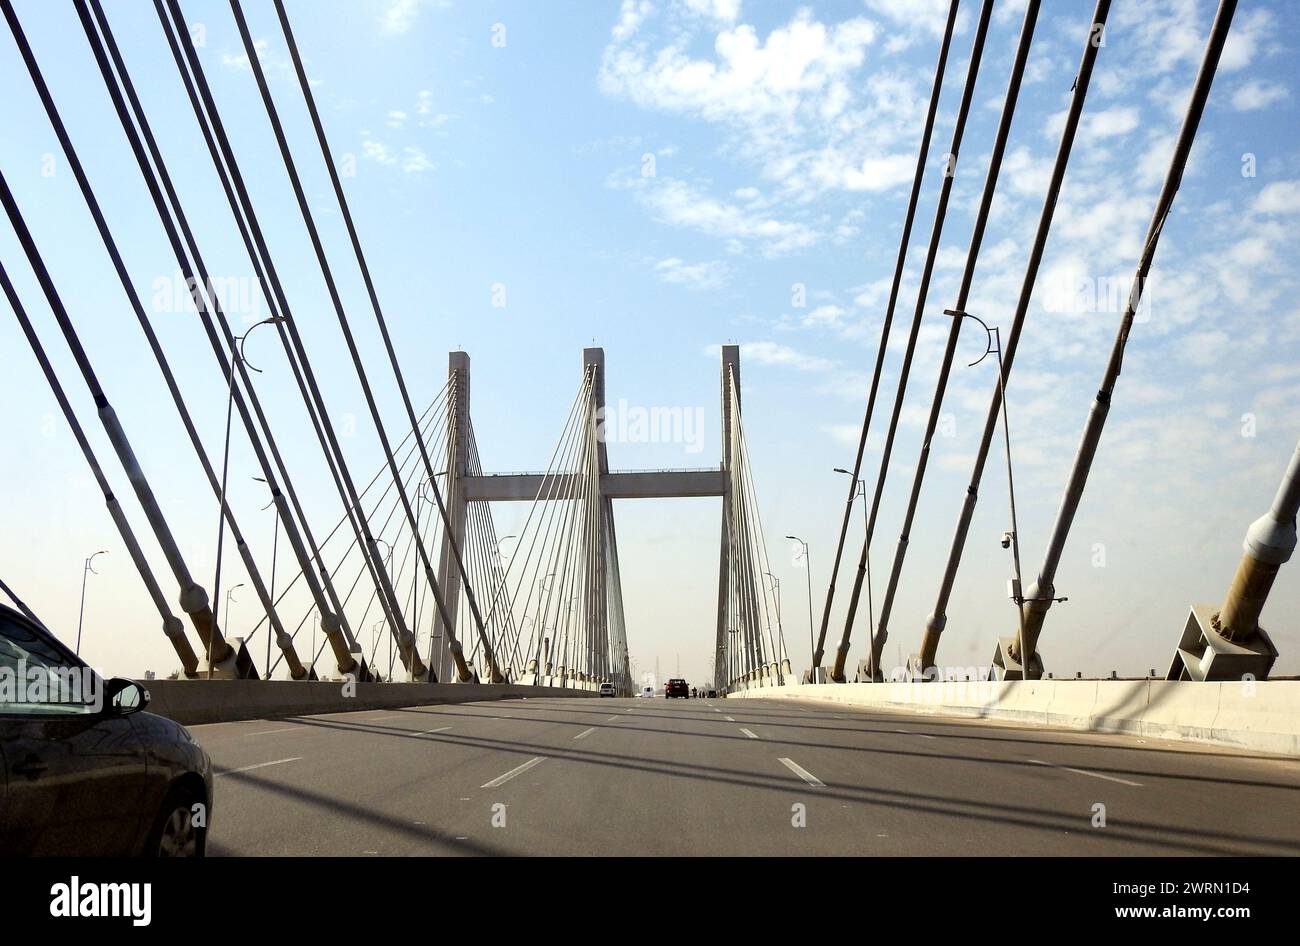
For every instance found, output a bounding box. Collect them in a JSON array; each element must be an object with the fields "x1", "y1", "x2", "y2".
[
  {"x1": 866, "y1": 0, "x2": 1041, "y2": 683},
  {"x1": 0, "y1": 260, "x2": 200, "y2": 674},
  {"x1": 496, "y1": 373, "x2": 591, "y2": 668},
  {"x1": 1010, "y1": 0, "x2": 1238, "y2": 669},
  {"x1": 1, "y1": 0, "x2": 306, "y2": 677},
  {"x1": 554, "y1": 394, "x2": 595, "y2": 677},
  {"x1": 79, "y1": 0, "x2": 364, "y2": 676},
  {"x1": 834, "y1": 0, "x2": 996, "y2": 682},
  {"x1": 467, "y1": 429, "x2": 523, "y2": 670},
  {"x1": 813, "y1": 0, "x2": 961, "y2": 675},
  {"x1": 147, "y1": 0, "x2": 421, "y2": 676},
  {"x1": 212, "y1": 1, "x2": 486, "y2": 683},
  {"x1": 737, "y1": 409, "x2": 781, "y2": 677},
  {"x1": 0, "y1": 172, "x2": 230, "y2": 666},
  {"x1": 249, "y1": 380, "x2": 448, "y2": 633},
  {"x1": 919, "y1": 0, "x2": 1111, "y2": 672},
  {"x1": 526, "y1": 375, "x2": 594, "y2": 673},
  {"x1": 267, "y1": 0, "x2": 501, "y2": 684}
]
